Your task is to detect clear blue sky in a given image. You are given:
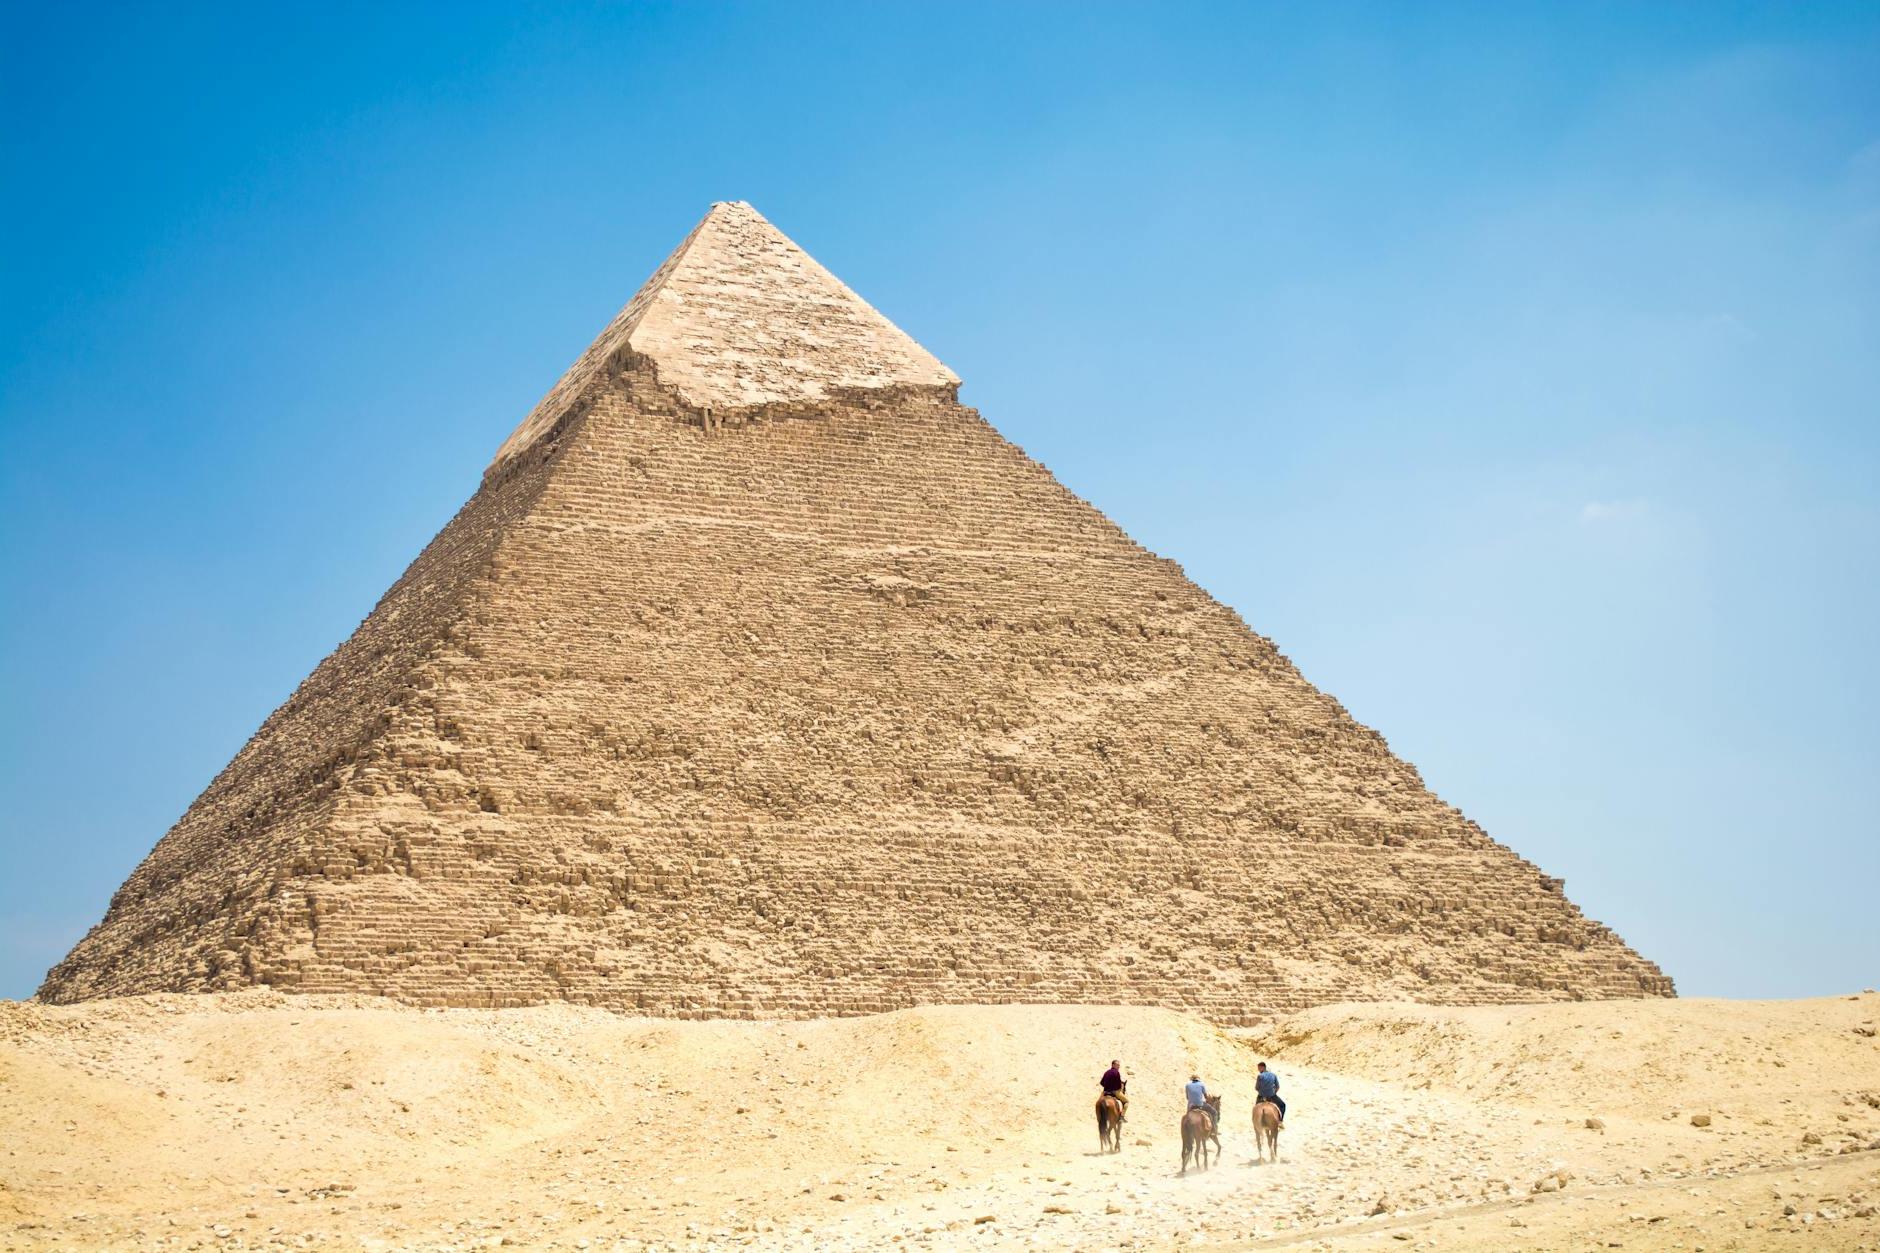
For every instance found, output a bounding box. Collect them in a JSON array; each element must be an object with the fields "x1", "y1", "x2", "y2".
[{"x1": 3, "y1": 3, "x2": 1875, "y2": 1003}]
